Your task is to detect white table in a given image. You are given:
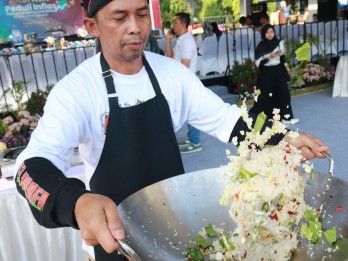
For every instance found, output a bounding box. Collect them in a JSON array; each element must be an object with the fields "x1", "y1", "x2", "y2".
[
  {"x1": 332, "y1": 55, "x2": 348, "y2": 97},
  {"x1": 0, "y1": 165, "x2": 86, "y2": 261}
]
